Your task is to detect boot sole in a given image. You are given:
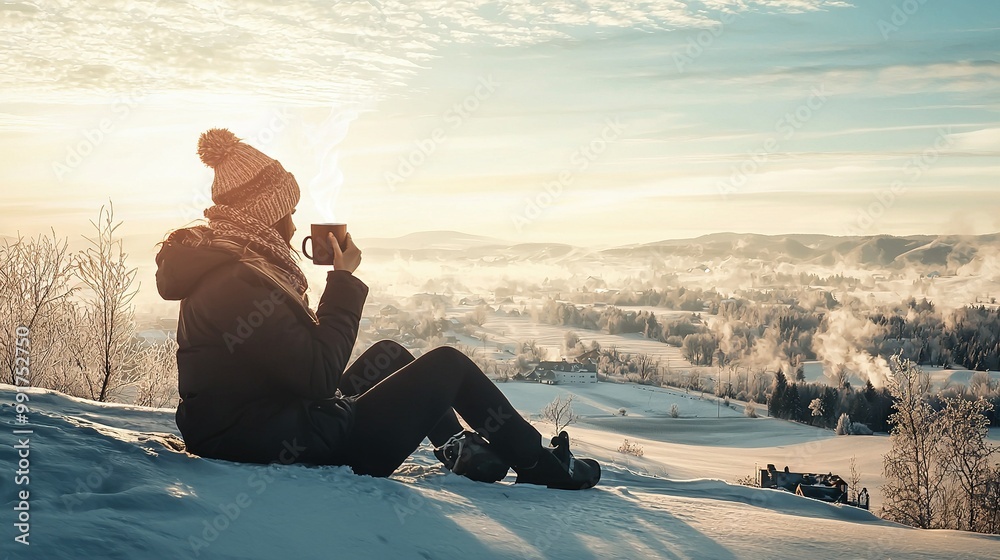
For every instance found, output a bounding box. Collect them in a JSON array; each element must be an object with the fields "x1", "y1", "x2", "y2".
[{"x1": 579, "y1": 458, "x2": 601, "y2": 489}]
